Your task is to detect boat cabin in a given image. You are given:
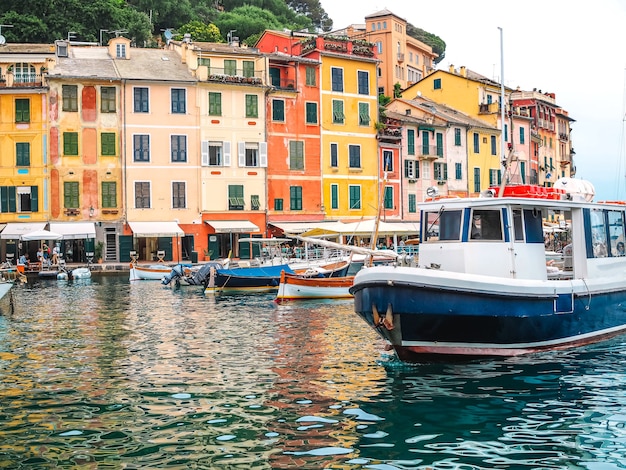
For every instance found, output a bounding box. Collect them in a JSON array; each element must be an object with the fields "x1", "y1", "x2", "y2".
[{"x1": 418, "y1": 194, "x2": 626, "y2": 281}]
